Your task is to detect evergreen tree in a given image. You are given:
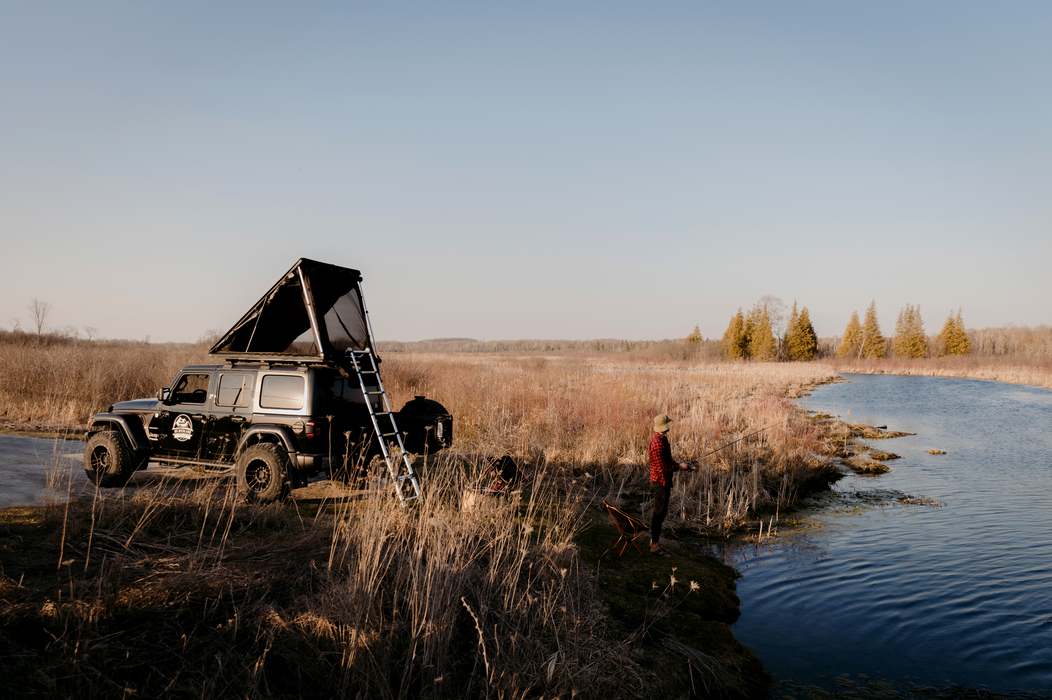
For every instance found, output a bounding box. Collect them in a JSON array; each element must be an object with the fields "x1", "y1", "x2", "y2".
[
  {"x1": 787, "y1": 306, "x2": 818, "y2": 360},
  {"x1": 784, "y1": 301, "x2": 800, "y2": 360},
  {"x1": 893, "y1": 304, "x2": 927, "y2": 358},
  {"x1": 720, "y1": 309, "x2": 748, "y2": 359},
  {"x1": 861, "y1": 300, "x2": 886, "y2": 358},
  {"x1": 952, "y1": 309, "x2": 971, "y2": 355},
  {"x1": 837, "y1": 311, "x2": 863, "y2": 358},
  {"x1": 741, "y1": 312, "x2": 755, "y2": 357},
  {"x1": 939, "y1": 308, "x2": 972, "y2": 356},
  {"x1": 747, "y1": 303, "x2": 777, "y2": 361},
  {"x1": 686, "y1": 325, "x2": 703, "y2": 343}
]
